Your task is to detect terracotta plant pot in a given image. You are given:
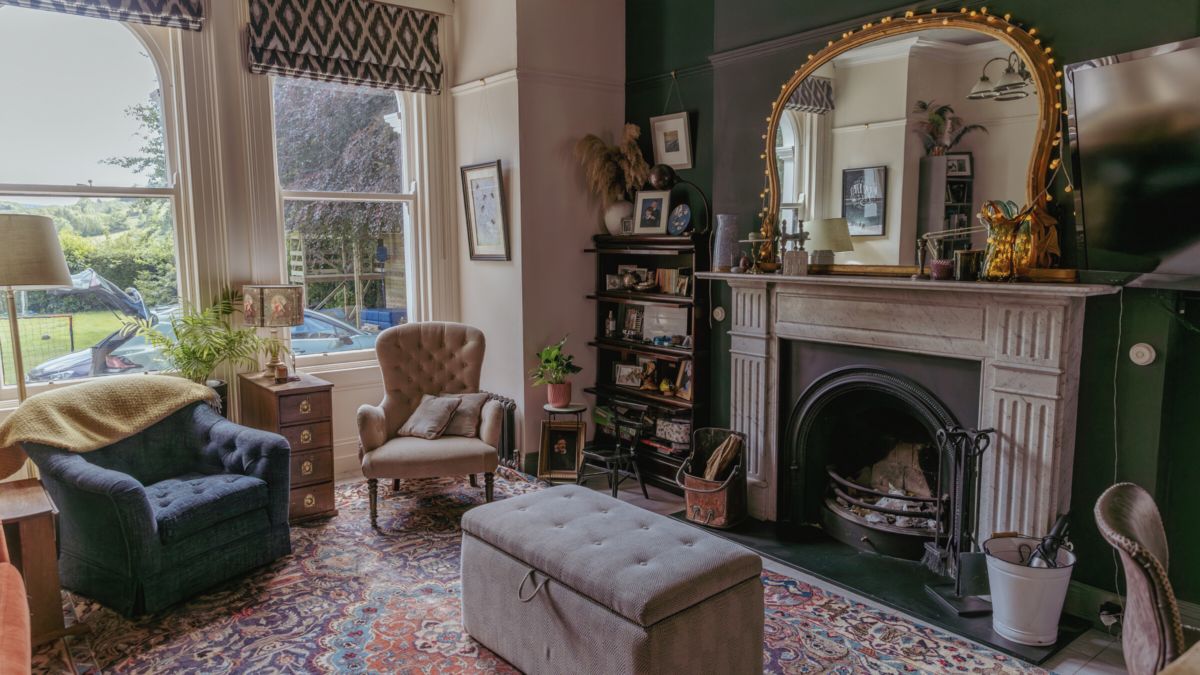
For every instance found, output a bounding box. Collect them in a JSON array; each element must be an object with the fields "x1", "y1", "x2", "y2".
[{"x1": 547, "y1": 382, "x2": 572, "y2": 409}]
